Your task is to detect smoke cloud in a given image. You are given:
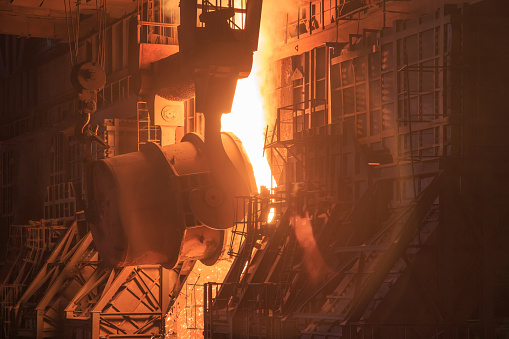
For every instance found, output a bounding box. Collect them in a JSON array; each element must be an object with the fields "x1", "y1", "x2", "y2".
[
  {"x1": 254, "y1": 0, "x2": 300, "y2": 126},
  {"x1": 292, "y1": 212, "x2": 332, "y2": 285}
]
